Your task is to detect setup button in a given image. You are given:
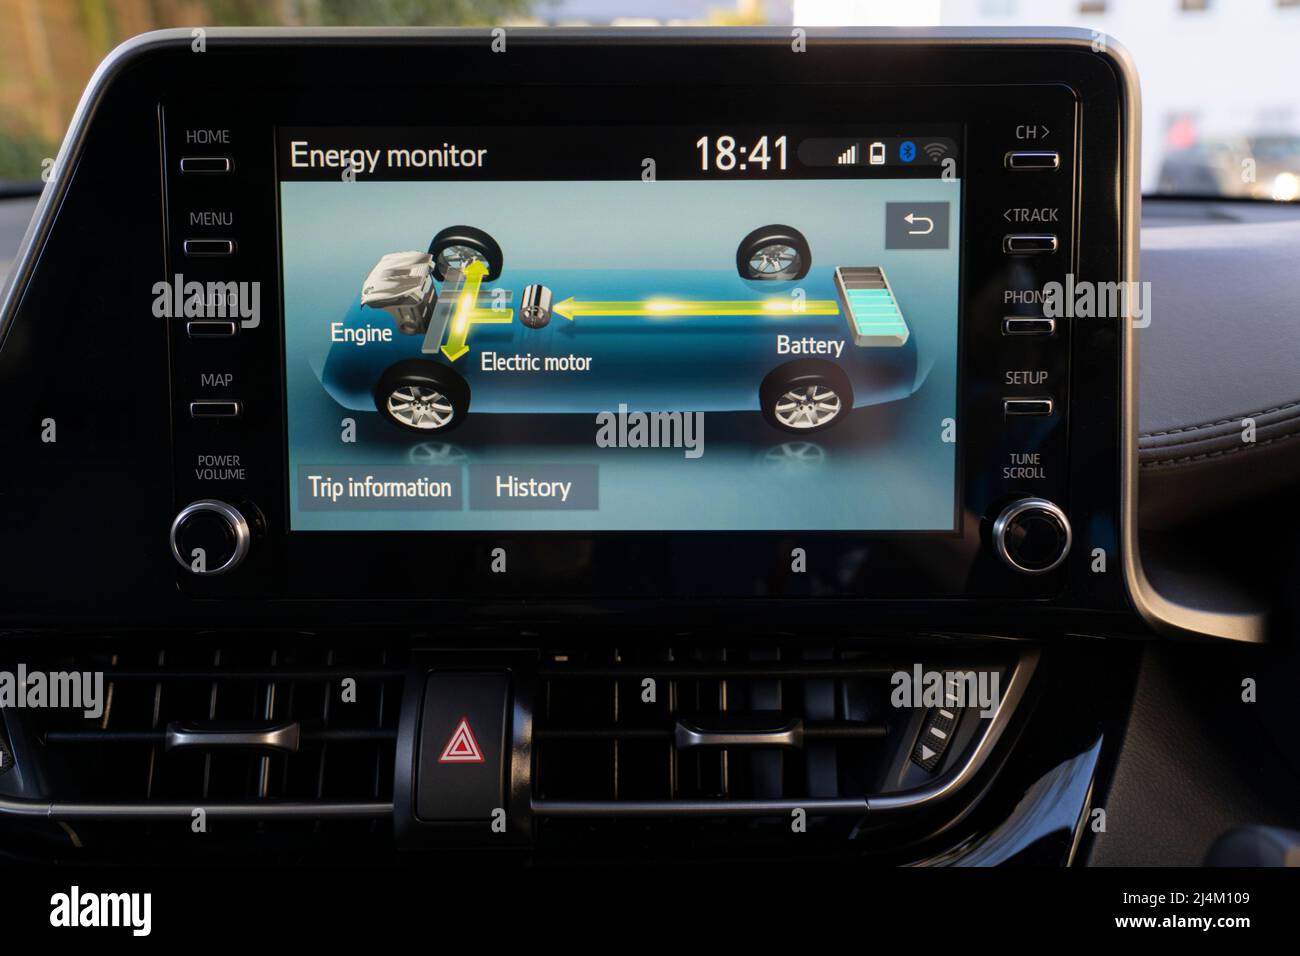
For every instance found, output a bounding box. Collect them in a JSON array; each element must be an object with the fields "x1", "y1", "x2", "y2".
[{"x1": 1003, "y1": 397, "x2": 1055, "y2": 417}]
